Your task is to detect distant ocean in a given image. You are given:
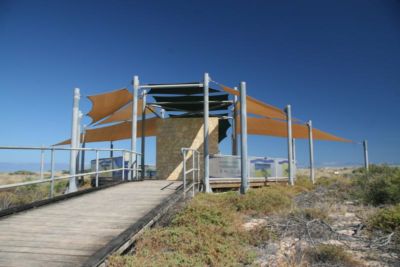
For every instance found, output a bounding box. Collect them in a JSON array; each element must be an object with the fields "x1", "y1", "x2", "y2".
[{"x1": 0, "y1": 162, "x2": 70, "y2": 172}]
